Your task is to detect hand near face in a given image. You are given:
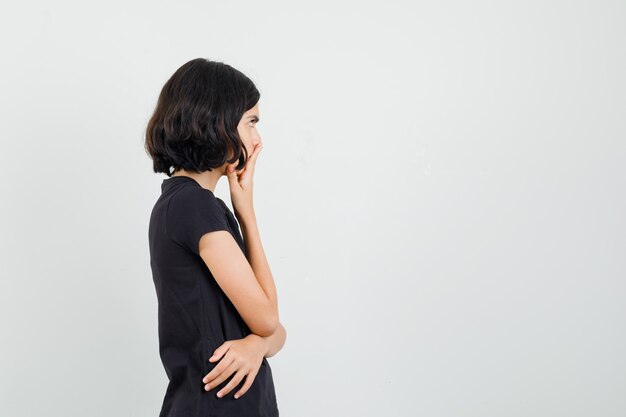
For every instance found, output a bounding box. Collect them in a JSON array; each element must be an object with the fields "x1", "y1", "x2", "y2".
[{"x1": 226, "y1": 143, "x2": 263, "y2": 221}]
